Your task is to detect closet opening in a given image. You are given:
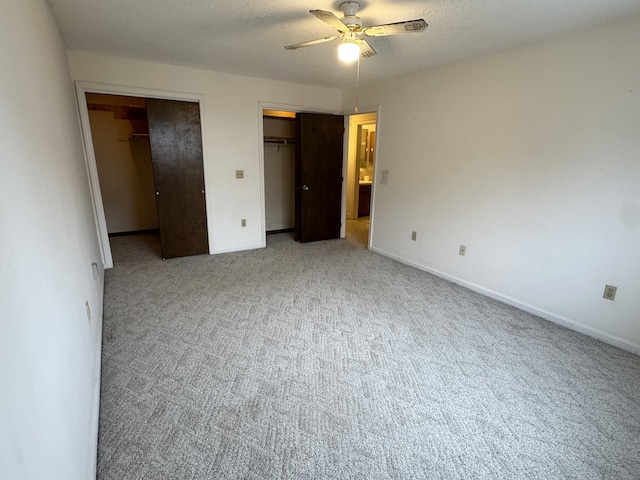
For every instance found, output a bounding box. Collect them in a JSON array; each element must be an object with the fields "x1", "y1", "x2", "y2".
[
  {"x1": 262, "y1": 109, "x2": 345, "y2": 244},
  {"x1": 85, "y1": 93, "x2": 160, "y2": 261},
  {"x1": 85, "y1": 93, "x2": 208, "y2": 263},
  {"x1": 263, "y1": 110, "x2": 296, "y2": 237}
]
